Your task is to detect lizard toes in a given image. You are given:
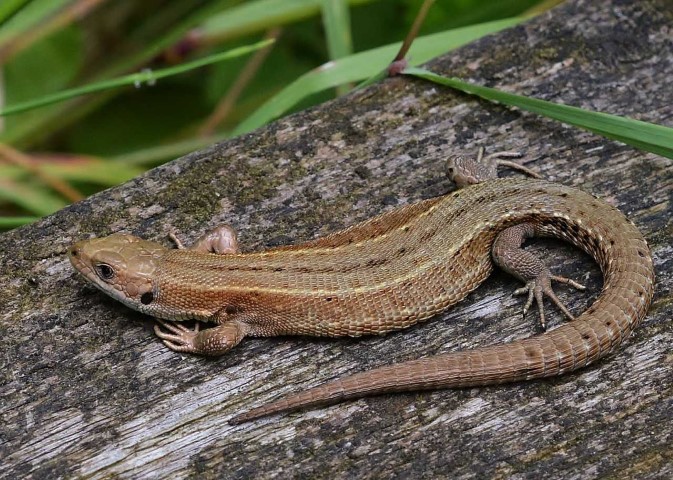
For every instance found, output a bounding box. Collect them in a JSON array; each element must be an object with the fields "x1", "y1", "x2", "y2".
[
  {"x1": 154, "y1": 319, "x2": 191, "y2": 335},
  {"x1": 155, "y1": 331, "x2": 187, "y2": 343},
  {"x1": 161, "y1": 339, "x2": 196, "y2": 352},
  {"x1": 550, "y1": 274, "x2": 586, "y2": 291}
]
